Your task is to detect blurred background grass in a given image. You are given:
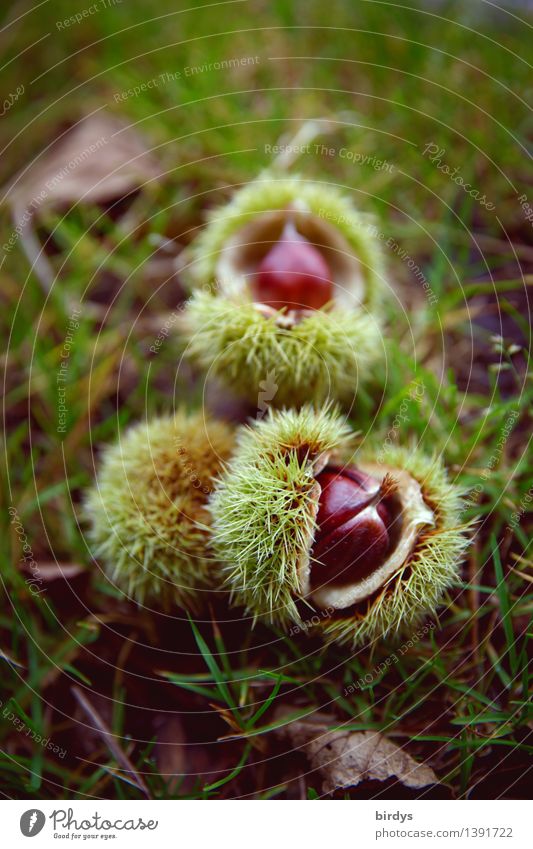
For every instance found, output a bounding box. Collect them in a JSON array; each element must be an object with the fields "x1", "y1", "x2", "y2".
[{"x1": 0, "y1": 0, "x2": 531, "y2": 799}]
